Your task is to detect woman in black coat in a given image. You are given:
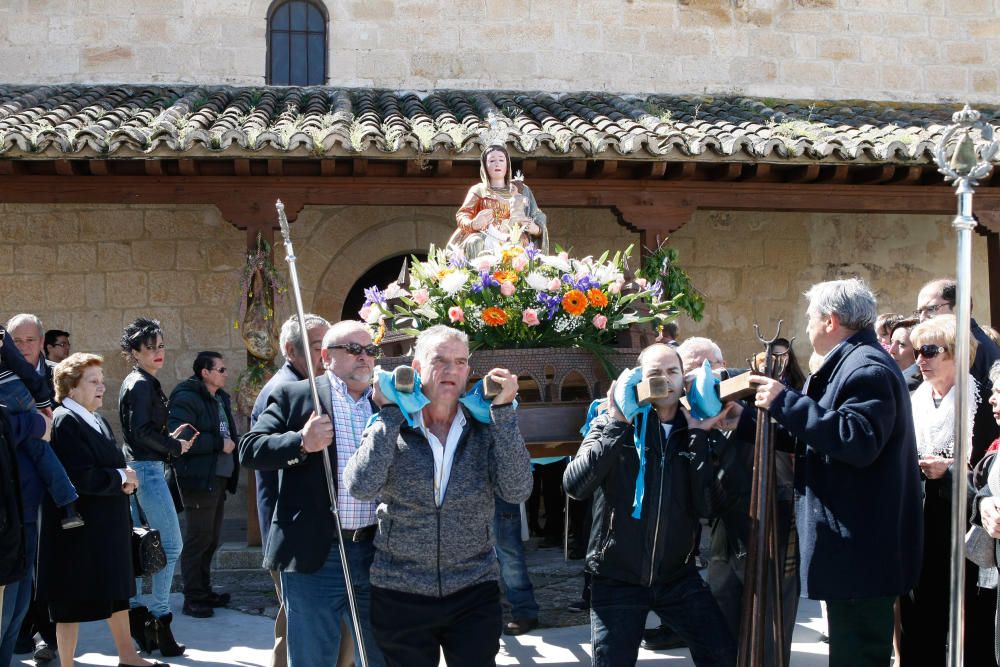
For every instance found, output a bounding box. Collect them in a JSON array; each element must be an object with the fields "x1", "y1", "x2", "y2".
[{"x1": 36, "y1": 353, "x2": 163, "y2": 667}]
